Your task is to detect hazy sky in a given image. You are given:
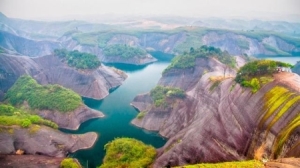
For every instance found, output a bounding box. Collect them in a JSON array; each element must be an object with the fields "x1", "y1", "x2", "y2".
[{"x1": 0, "y1": 0, "x2": 299, "y2": 21}]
